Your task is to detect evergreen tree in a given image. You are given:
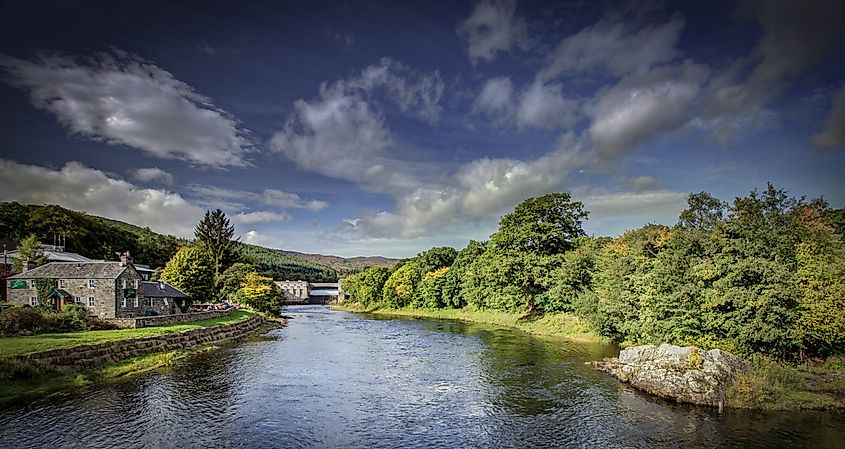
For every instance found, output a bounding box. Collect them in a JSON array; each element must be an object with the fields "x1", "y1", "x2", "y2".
[{"x1": 194, "y1": 209, "x2": 240, "y2": 280}]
